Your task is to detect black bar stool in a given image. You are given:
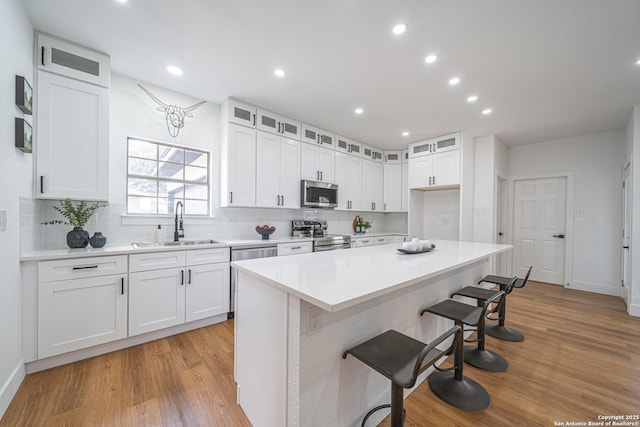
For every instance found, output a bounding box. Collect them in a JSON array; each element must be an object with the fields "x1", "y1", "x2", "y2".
[
  {"x1": 343, "y1": 326, "x2": 490, "y2": 427},
  {"x1": 473, "y1": 266, "x2": 532, "y2": 341},
  {"x1": 421, "y1": 290, "x2": 508, "y2": 372}
]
